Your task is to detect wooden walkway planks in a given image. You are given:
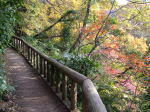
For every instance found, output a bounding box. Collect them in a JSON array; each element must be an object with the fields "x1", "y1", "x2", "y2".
[{"x1": 5, "y1": 48, "x2": 69, "y2": 112}]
